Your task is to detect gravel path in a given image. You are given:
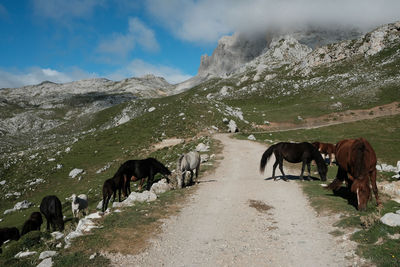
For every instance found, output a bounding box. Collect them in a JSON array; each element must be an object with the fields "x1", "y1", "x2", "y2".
[{"x1": 107, "y1": 134, "x2": 360, "y2": 266}]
